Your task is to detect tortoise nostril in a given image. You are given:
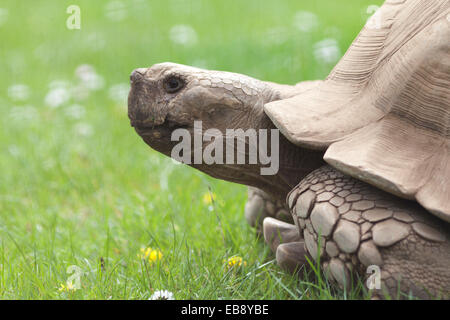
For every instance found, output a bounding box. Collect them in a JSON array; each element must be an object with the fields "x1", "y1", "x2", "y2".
[{"x1": 130, "y1": 68, "x2": 147, "y2": 82}]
